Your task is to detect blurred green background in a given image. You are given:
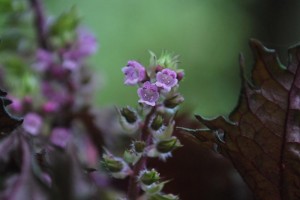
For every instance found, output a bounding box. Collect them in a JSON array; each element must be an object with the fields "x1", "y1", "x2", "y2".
[{"x1": 45, "y1": 0, "x2": 300, "y2": 116}]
